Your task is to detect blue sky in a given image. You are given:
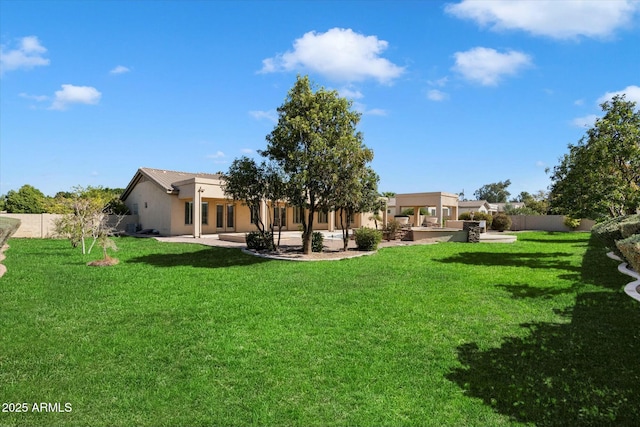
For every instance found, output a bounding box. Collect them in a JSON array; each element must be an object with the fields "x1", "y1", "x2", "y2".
[{"x1": 1, "y1": 0, "x2": 639, "y2": 199}]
